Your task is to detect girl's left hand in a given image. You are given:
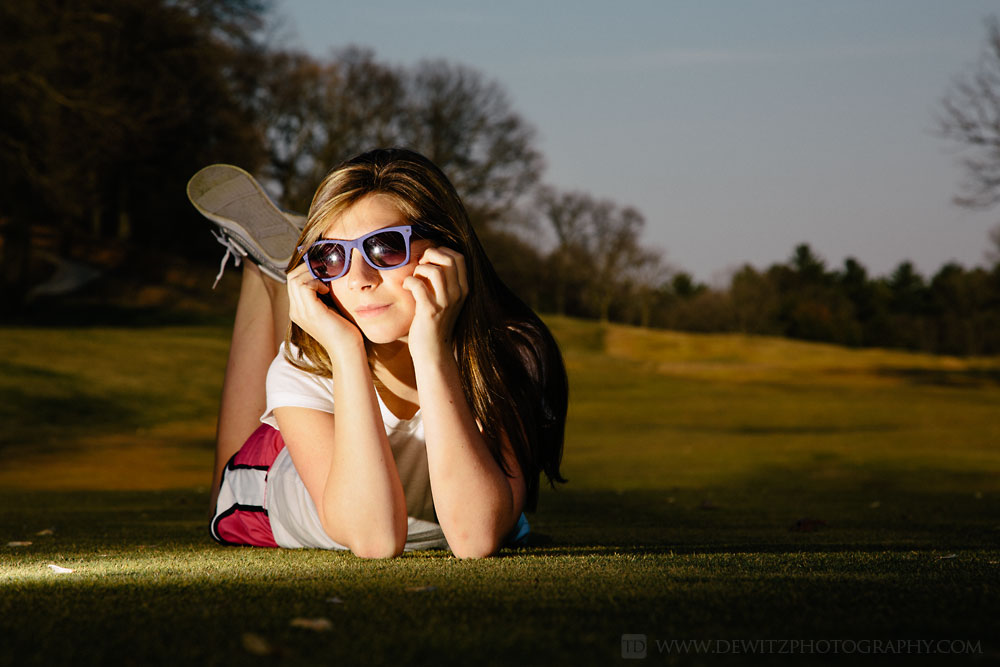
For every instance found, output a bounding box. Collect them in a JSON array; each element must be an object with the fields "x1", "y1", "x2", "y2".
[{"x1": 402, "y1": 247, "x2": 469, "y2": 359}]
